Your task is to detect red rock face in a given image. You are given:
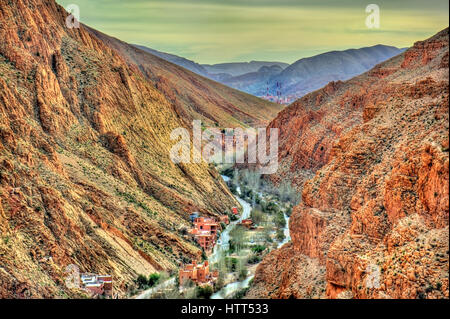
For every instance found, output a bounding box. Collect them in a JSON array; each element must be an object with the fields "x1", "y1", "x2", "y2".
[{"x1": 249, "y1": 28, "x2": 449, "y2": 299}]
